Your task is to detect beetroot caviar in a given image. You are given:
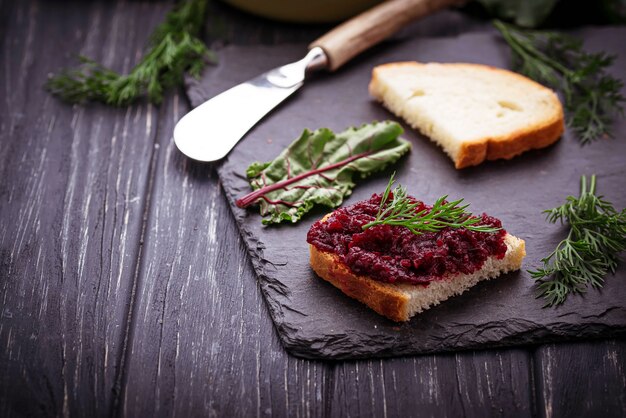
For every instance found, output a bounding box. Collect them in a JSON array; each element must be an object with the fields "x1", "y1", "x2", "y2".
[{"x1": 306, "y1": 193, "x2": 508, "y2": 285}]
